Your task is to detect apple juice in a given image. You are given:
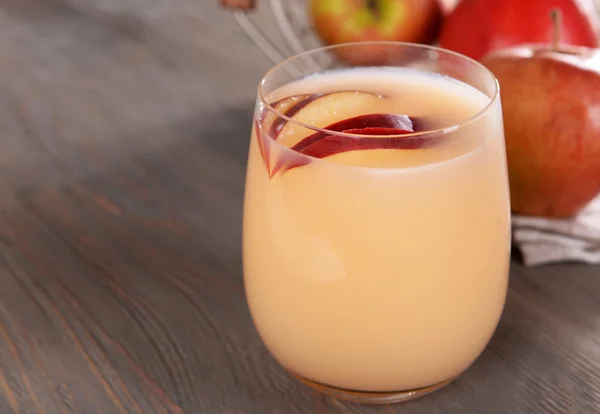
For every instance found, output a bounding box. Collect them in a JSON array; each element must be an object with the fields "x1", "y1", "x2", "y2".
[{"x1": 243, "y1": 67, "x2": 511, "y2": 392}]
